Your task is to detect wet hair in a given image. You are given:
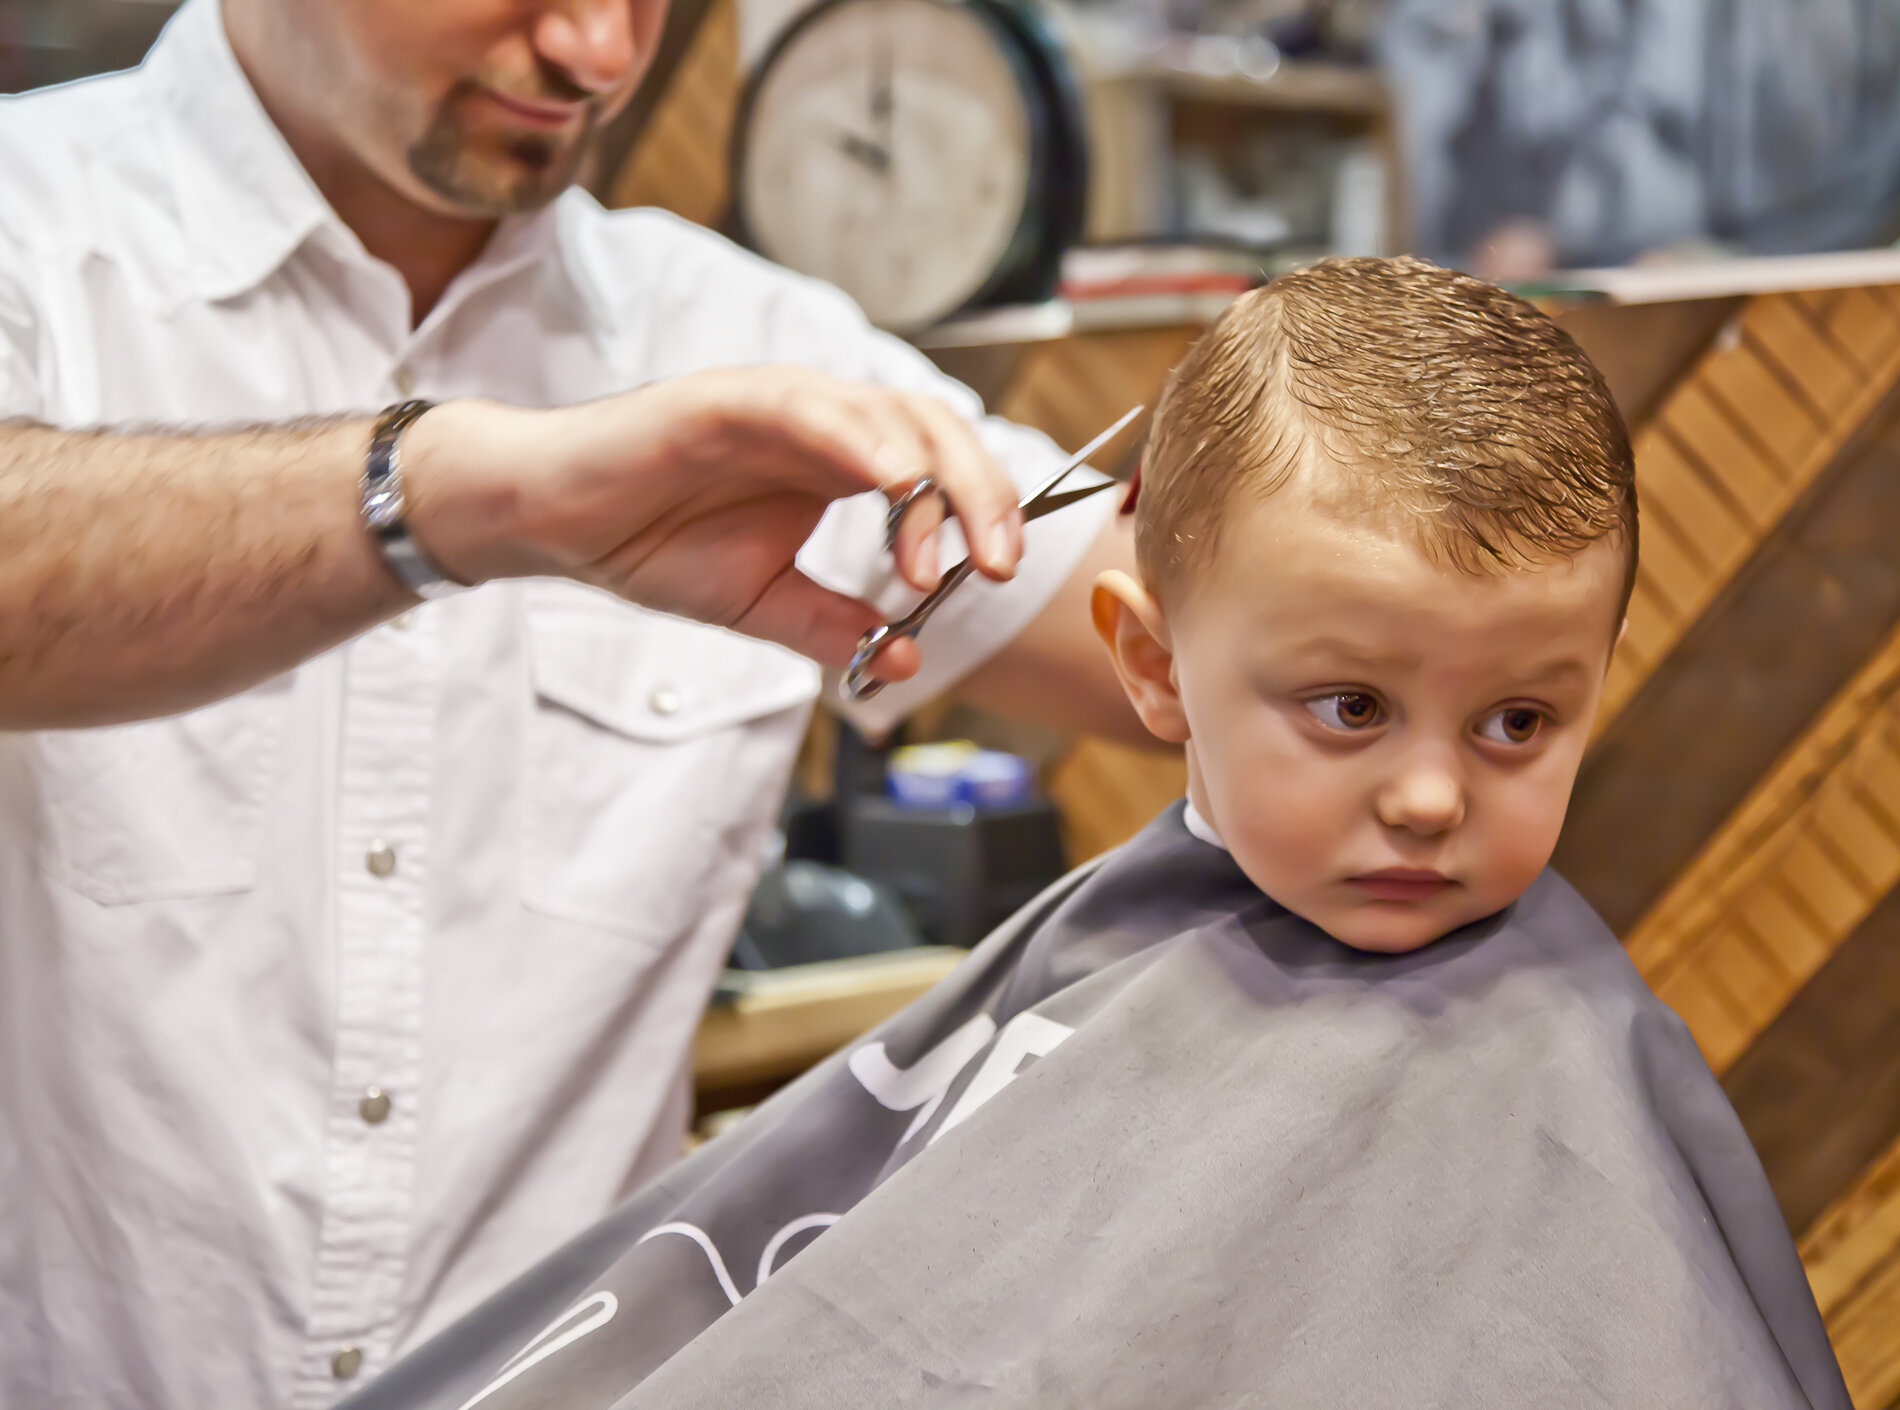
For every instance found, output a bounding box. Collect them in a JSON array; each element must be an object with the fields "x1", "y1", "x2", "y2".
[{"x1": 1136, "y1": 256, "x2": 1637, "y2": 614}]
